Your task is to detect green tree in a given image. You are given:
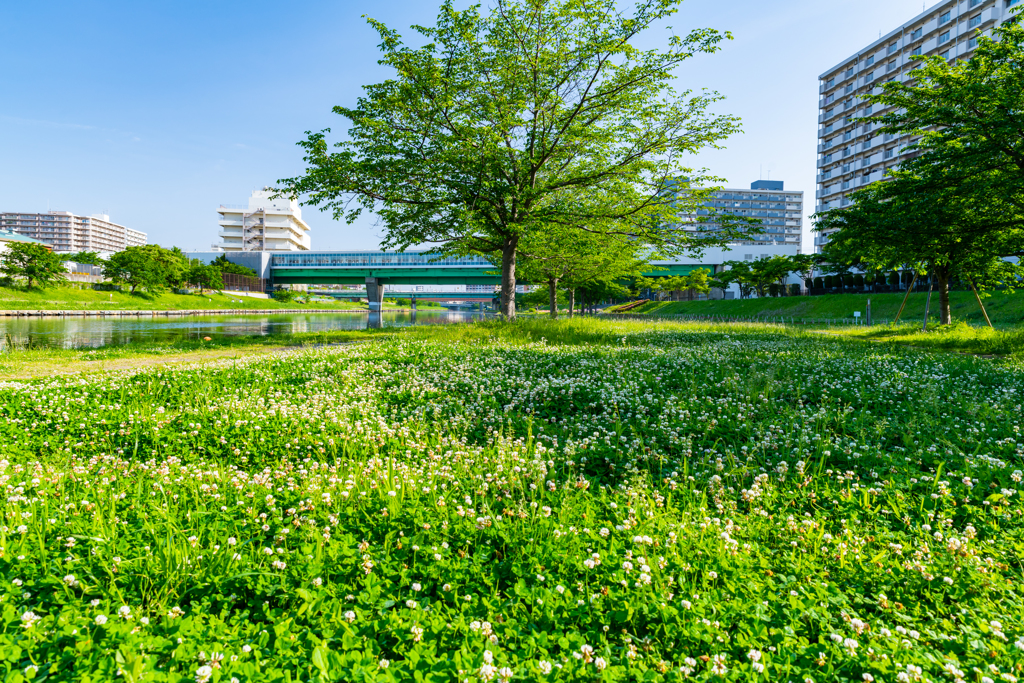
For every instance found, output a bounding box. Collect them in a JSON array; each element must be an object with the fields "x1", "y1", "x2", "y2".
[
  {"x1": 188, "y1": 261, "x2": 224, "y2": 294},
  {"x1": 867, "y1": 15, "x2": 1024, "y2": 213},
  {"x1": 721, "y1": 257, "x2": 793, "y2": 299},
  {"x1": 279, "y1": 0, "x2": 746, "y2": 318},
  {"x1": 518, "y1": 222, "x2": 651, "y2": 318},
  {"x1": 817, "y1": 15, "x2": 1024, "y2": 324},
  {"x1": 103, "y1": 247, "x2": 164, "y2": 294},
  {"x1": 0, "y1": 242, "x2": 67, "y2": 289},
  {"x1": 61, "y1": 251, "x2": 104, "y2": 266}
]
